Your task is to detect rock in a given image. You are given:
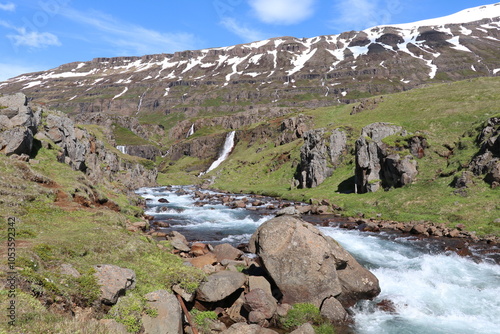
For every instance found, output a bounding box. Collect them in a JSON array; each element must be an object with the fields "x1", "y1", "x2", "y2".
[
  {"x1": 189, "y1": 252, "x2": 218, "y2": 269},
  {"x1": 142, "y1": 290, "x2": 183, "y2": 334},
  {"x1": 355, "y1": 123, "x2": 419, "y2": 193},
  {"x1": 325, "y1": 238, "x2": 381, "y2": 307},
  {"x1": 276, "y1": 303, "x2": 292, "y2": 317},
  {"x1": 196, "y1": 271, "x2": 246, "y2": 302},
  {"x1": 233, "y1": 200, "x2": 247, "y2": 208},
  {"x1": 93, "y1": 264, "x2": 136, "y2": 305},
  {"x1": 221, "y1": 323, "x2": 278, "y2": 334},
  {"x1": 295, "y1": 129, "x2": 332, "y2": 188},
  {"x1": 276, "y1": 206, "x2": 300, "y2": 216},
  {"x1": 250, "y1": 216, "x2": 380, "y2": 308},
  {"x1": 158, "y1": 198, "x2": 169, "y2": 203},
  {"x1": 248, "y1": 276, "x2": 272, "y2": 296},
  {"x1": 213, "y1": 243, "x2": 244, "y2": 262},
  {"x1": 1, "y1": 127, "x2": 34, "y2": 156},
  {"x1": 172, "y1": 284, "x2": 195, "y2": 302},
  {"x1": 410, "y1": 224, "x2": 428, "y2": 236},
  {"x1": 320, "y1": 296, "x2": 348, "y2": 323},
  {"x1": 329, "y1": 129, "x2": 348, "y2": 166},
  {"x1": 382, "y1": 154, "x2": 418, "y2": 188},
  {"x1": 59, "y1": 263, "x2": 81, "y2": 278},
  {"x1": 171, "y1": 239, "x2": 191, "y2": 252},
  {"x1": 227, "y1": 291, "x2": 246, "y2": 322},
  {"x1": 99, "y1": 319, "x2": 128, "y2": 334},
  {"x1": 244, "y1": 288, "x2": 277, "y2": 320},
  {"x1": 248, "y1": 216, "x2": 343, "y2": 307},
  {"x1": 290, "y1": 323, "x2": 315, "y2": 334},
  {"x1": 191, "y1": 242, "x2": 210, "y2": 256},
  {"x1": 454, "y1": 171, "x2": 475, "y2": 188}
]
